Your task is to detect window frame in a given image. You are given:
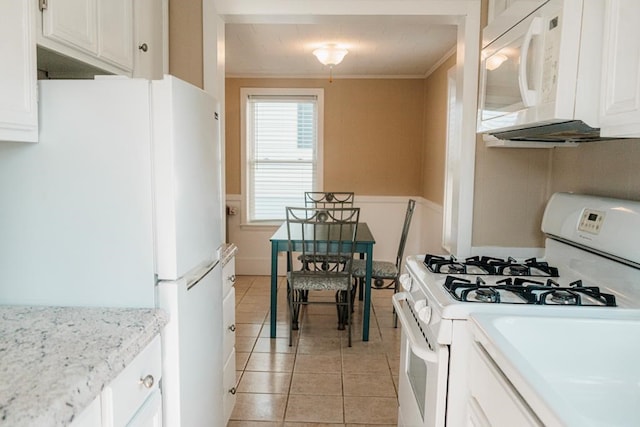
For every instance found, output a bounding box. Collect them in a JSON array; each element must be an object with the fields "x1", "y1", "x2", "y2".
[{"x1": 240, "y1": 87, "x2": 324, "y2": 226}]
